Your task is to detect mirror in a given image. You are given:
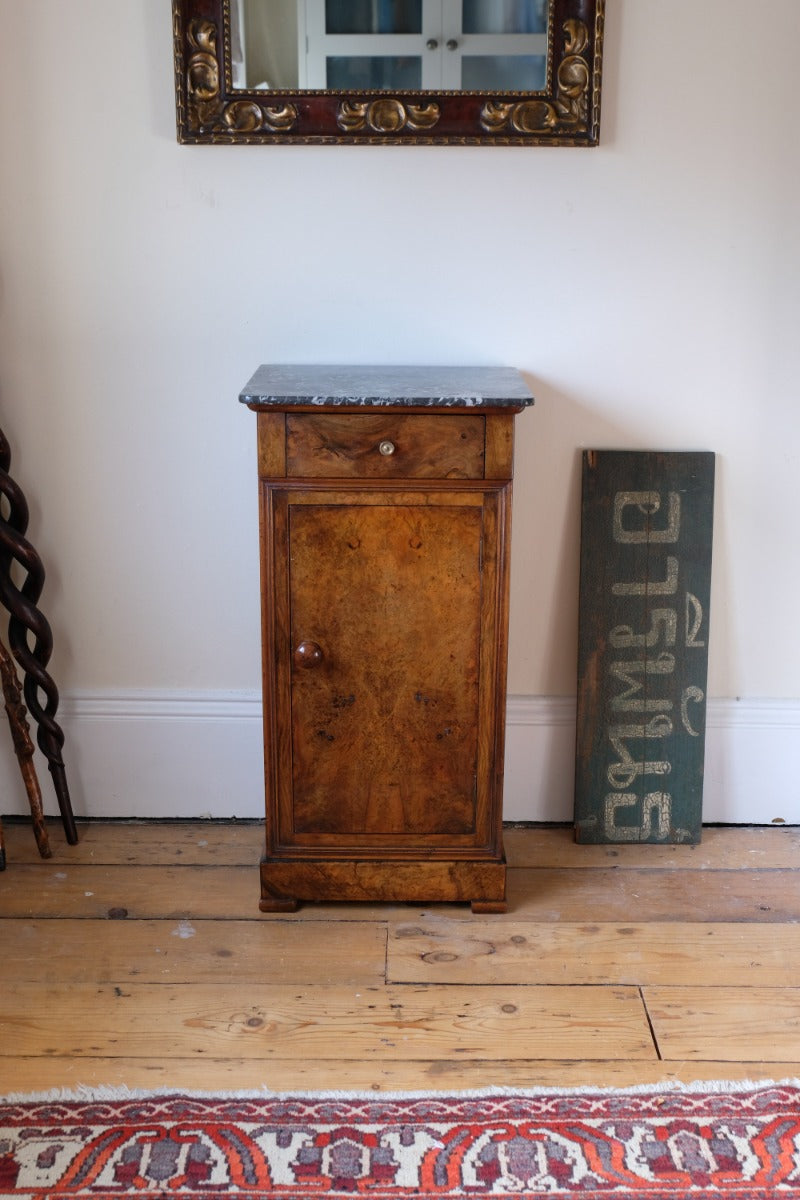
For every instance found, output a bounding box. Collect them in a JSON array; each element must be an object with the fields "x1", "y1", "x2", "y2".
[{"x1": 173, "y1": 0, "x2": 604, "y2": 144}]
